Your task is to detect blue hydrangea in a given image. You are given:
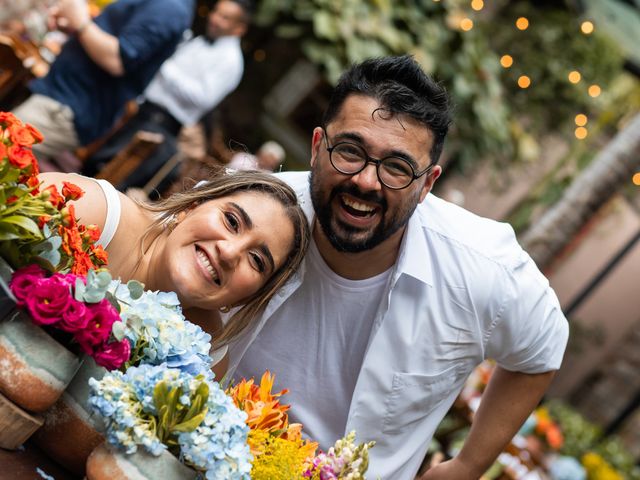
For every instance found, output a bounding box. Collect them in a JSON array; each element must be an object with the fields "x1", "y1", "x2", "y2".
[
  {"x1": 178, "y1": 379, "x2": 252, "y2": 480},
  {"x1": 89, "y1": 363, "x2": 252, "y2": 479},
  {"x1": 549, "y1": 455, "x2": 587, "y2": 480},
  {"x1": 109, "y1": 282, "x2": 213, "y2": 376}
]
